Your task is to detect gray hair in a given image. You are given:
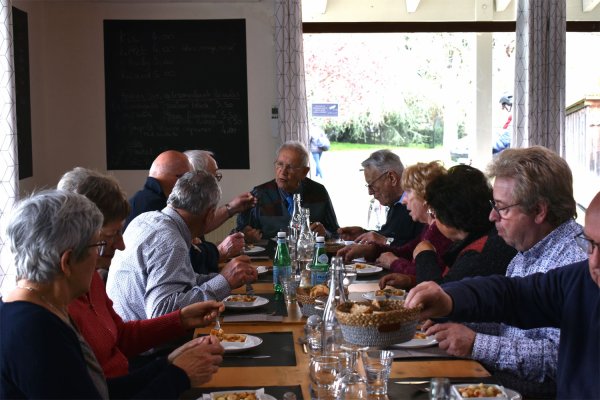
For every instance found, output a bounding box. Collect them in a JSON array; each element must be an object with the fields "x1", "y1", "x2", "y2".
[
  {"x1": 7, "y1": 190, "x2": 103, "y2": 283},
  {"x1": 361, "y1": 149, "x2": 405, "y2": 176},
  {"x1": 277, "y1": 141, "x2": 310, "y2": 167},
  {"x1": 487, "y1": 146, "x2": 576, "y2": 227},
  {"x1": 57, "y1": 166, "x2": 101, "y2": 192},
  {"x1": 184, "y1": 149, "x2": 215, "y2": 172},
  {"x1": 167, "y1": 170, "x2": 221, "y2": 215}
]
